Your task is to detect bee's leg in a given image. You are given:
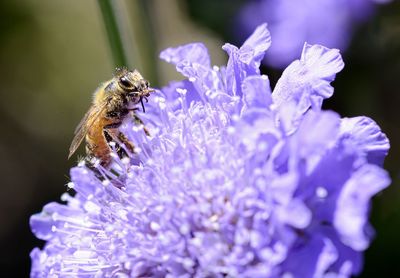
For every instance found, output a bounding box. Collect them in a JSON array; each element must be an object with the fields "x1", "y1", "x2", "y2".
[
  {"x1": 117, "y1": 132, "x2": 135, "y2": 153},
  {"x1": 104, "y1": 127, "x2": 135, "y2": 154},
  {"x1": 132, "y1": 114, "x2": 150, "y2": 136},
  {"x1": 85, "y1": 157, "x2": 103, "y2": 179},
  {"x1": 103, "y1": 122, "x2": 122, "y2": 129},
  {"x1": 106, "y1": 108, "x2": 129, "y2": 119}
]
